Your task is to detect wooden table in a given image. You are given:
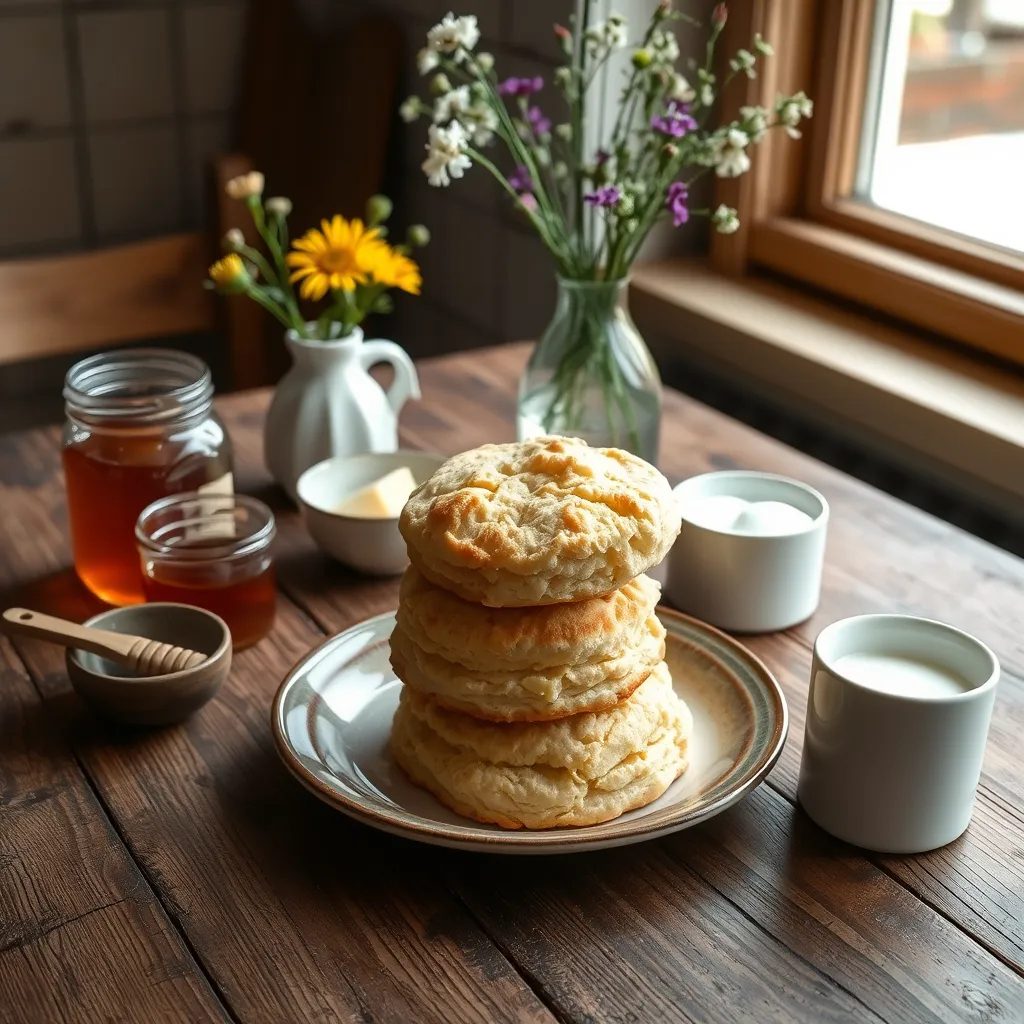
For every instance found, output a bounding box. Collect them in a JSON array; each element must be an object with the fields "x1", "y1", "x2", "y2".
[{"x1": 2, "y1": 343, "x2": 1023, "y2": 1024}]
